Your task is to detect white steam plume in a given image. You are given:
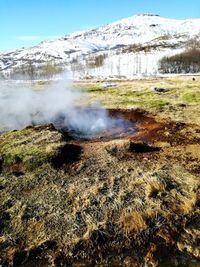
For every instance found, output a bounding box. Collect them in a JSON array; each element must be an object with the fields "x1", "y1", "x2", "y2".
[
  {"x1": 0, "y1": 75, "x2": 132, "y2": 137},
  {"x1": 0, "y1": 76, "x2": 79, "y2": 132}
]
